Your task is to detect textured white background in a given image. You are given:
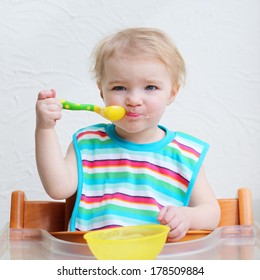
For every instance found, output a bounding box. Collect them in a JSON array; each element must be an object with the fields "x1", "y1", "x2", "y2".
[{"x1": 0, "y1": 0, "x2": 259, "y2": 229}]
